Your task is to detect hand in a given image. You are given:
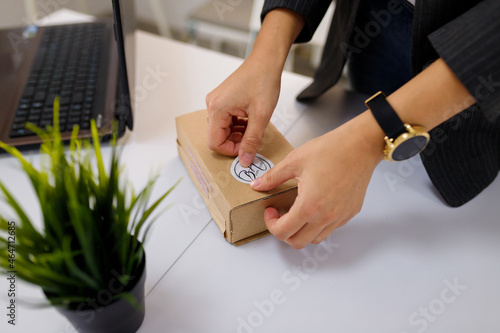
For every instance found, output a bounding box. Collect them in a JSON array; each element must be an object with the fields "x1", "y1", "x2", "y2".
[
  {"x1": 205, "y1": 8, "x2": 305, "y2": 167},
  {"x1": 206, "y1": 56, "x2": 281, "y2": 167},
  {"x1": 250, "y1": 112, "x2": 384, "y2": 249}
]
